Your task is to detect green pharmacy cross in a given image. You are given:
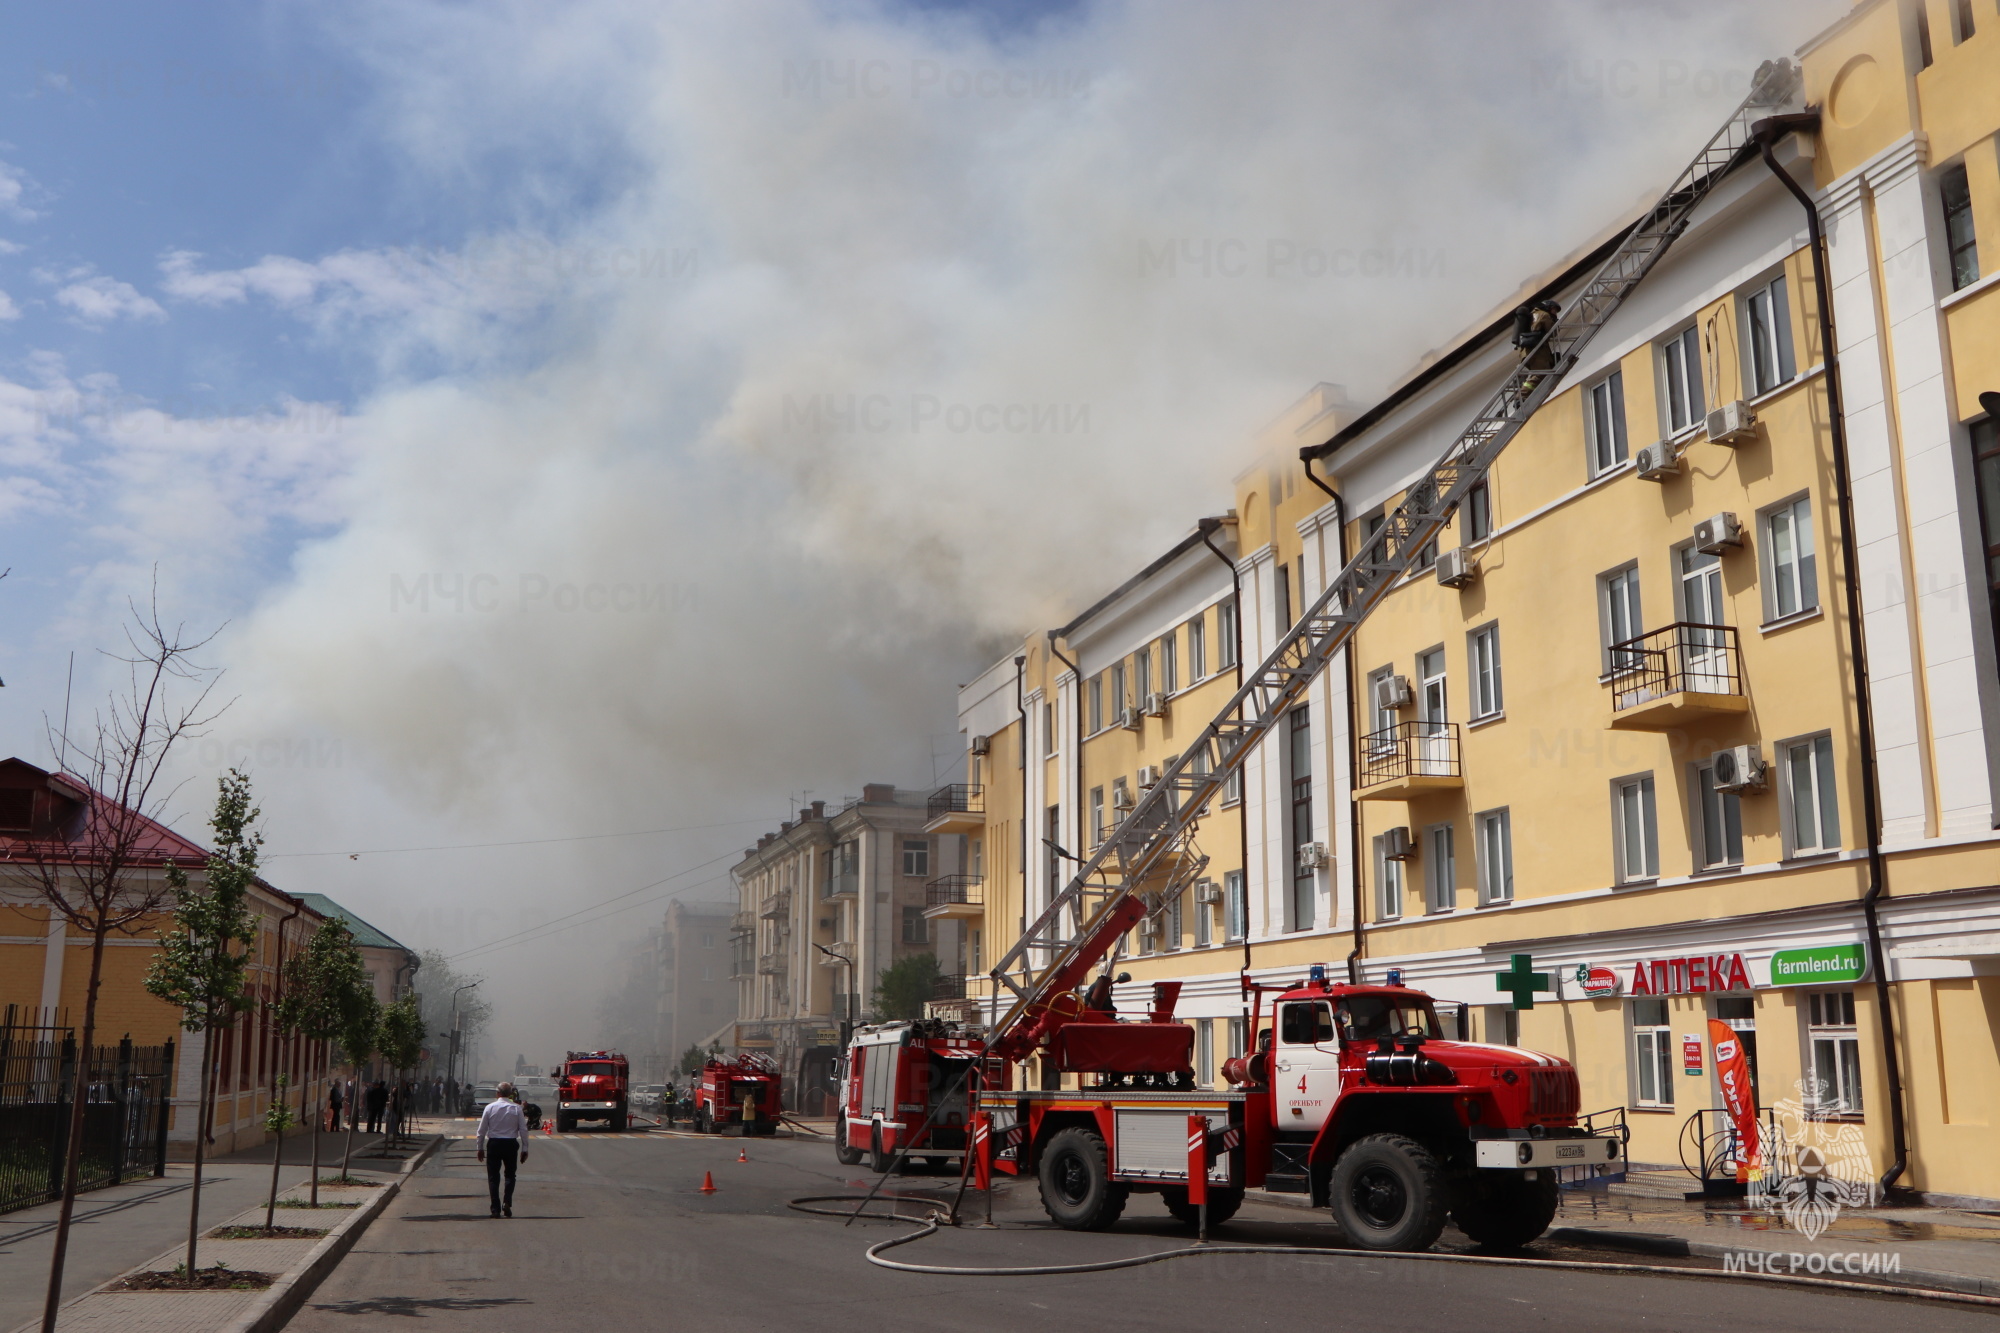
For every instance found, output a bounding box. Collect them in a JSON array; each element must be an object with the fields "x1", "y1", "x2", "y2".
[{"x1": 1494, "y1": 953, "x2": 1552, "y2": 1011}]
